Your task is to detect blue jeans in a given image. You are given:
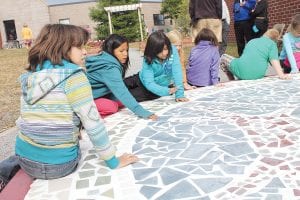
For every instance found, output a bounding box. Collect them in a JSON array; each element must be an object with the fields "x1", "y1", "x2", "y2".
[
  {"x1": 0, "y1": 155, "x2": 20, "y2": 191},
  {"x1": 17, "y1": 151, "x2": 81, "y2": 180}
]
